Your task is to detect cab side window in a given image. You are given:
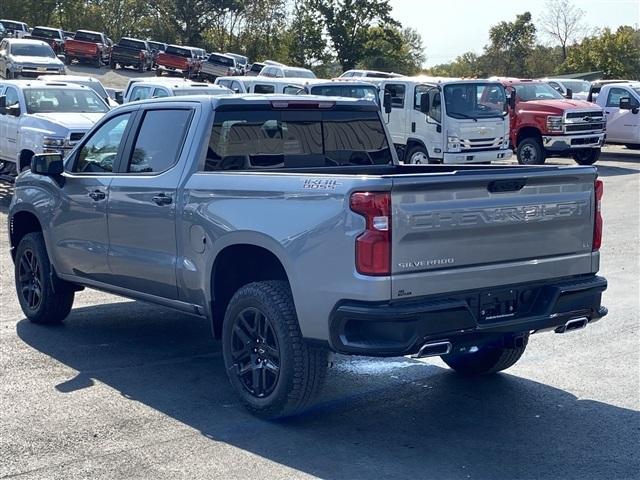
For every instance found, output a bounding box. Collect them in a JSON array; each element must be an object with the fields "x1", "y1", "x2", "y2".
[
  {"x1": 125, "y1": 109, "x2": 192, "y2": 174},
  {"x1": 384, "y1": 84, "x2": 405, "y2": 108},
  {"x1": 130, "y1": 85, "x2": 152, "y2": 102},
  {"x1": 254, "y1": 84, "x2": 275, "y2": 94},
  {"x1": 4, "y1": 86, "x2": 20, "y2": 109},
  {"x1": 152, "y1": 88, "x2": 169, "y2": 98},
  {"x1": 606, "y1": 87, "x2": 629, "y2": 108},
  {"x1": 74, "y1": 113, "x2": 132, "y2": 173}
]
